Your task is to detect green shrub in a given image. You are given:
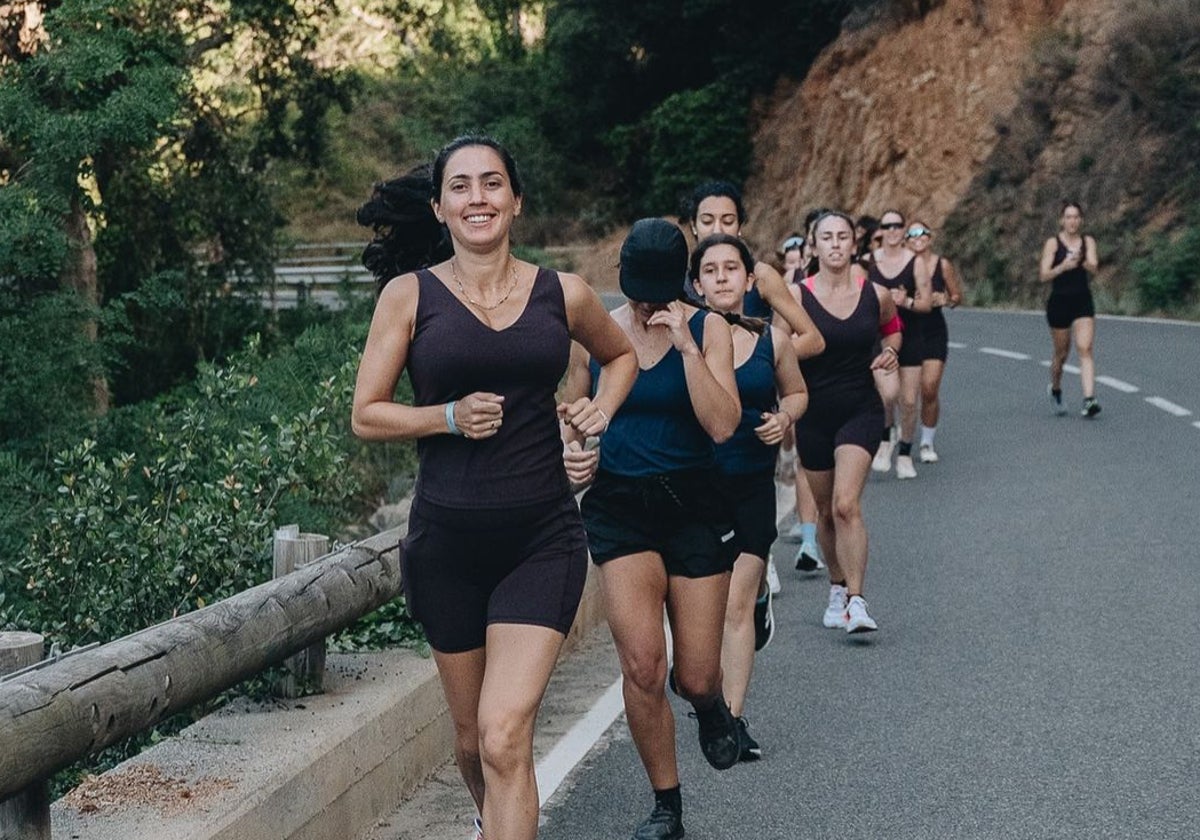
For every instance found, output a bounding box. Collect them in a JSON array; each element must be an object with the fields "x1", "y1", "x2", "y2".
[{"x1": 1133, "y1": 224, "x2": 1200, "y2": 313}]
